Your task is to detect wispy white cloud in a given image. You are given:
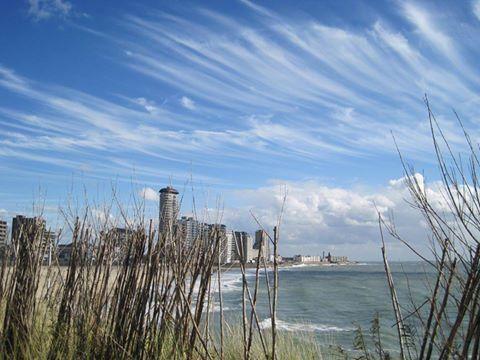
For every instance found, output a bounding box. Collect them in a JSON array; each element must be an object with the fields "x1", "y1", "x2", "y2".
[
  {"x1": 400, "y1": 1, "x2": 480, "y2": 87},
  {"x1": 134, "y1": 97, "x2": 157, "y2": 114},
  {"x1": 473, "y1": 0, "x2": 480, "y2": 21},
  {"x1": 139, "y1": 187, "x2": 159, "y2": 201},
  {"x1": 27, "y1": 0, "x2": 72, "y2": 21},
  {"x1": 401, "y1": 2, "x2": 453, "y2": 57},
  {"x1": 180, "y1": 96, "x2": 195, "y2": 110},
  {"x1": 372, "y1": 21, "x2": 420, "y2": 64}
]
